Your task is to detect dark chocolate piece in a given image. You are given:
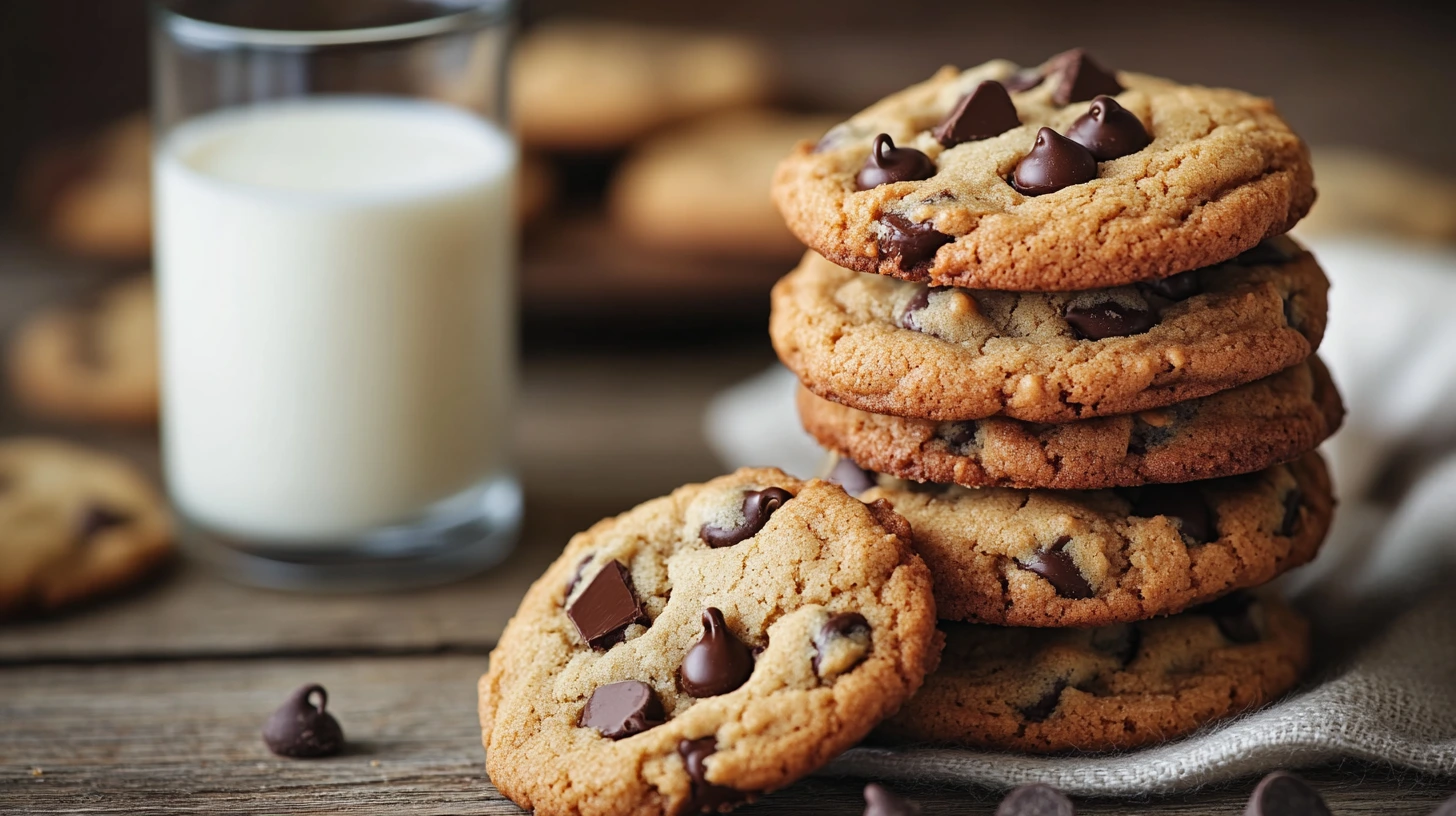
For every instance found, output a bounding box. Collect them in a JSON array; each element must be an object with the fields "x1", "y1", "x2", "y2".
[
  {"x1": 579, "y1": 680, "x2": 665, "y2": 739},
  {"x1": 1012, "y1": 128, "x2": 1098, "y2": 196},
  {"x1": 878, "y1": 214, "x2": 952, "y2": 269},
  {"x1": 700, "y1": 487, "x2": 794, "y2": 548},
  {"x1": 1019, "y1": 679, "x2": 1068, "y2": 723},
  {"x1": 996, "y1": 783, "x2": 1078, "y2": 816},
  {"x1": 262, "y1": 684, "x2": 344, "y2": 758},
  {"x1": 863, "y1": 782, "x2": 921, "y2": 815},
  {"x1": 1048, "y1": 49, "x2": 1123, "y2": 106},
  {"x1": 680, "y1": 608, "x2": 755, "y2": 698},
  {"x1": 567, "y1": 561, "x2": 648, "y2": 648},
  {"x1": 856, "y1": 133, "x2": 936, "y2": 190},
  {"x1": 678, "y1": 737, "x2": 750, "y2": 812},
  {"x1": 932, "y1": 81, "x2": 1020, "y2": 147},
  {"x1": 1127, "y1": 484, "x2": 1214, "y2": 544},
  {"x1": 812, "y1": 612, "x2": 871, "y2": 675},
  {"x1": 1066, "y1": 95, "x2": 1150, "y2": 160},
  {"x1": 1065, "y1": 300, "x2": 1156, "y2": 340},
  {"x1": 1017, "y1": 537, "x2": 1094, "y2": 599}
]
